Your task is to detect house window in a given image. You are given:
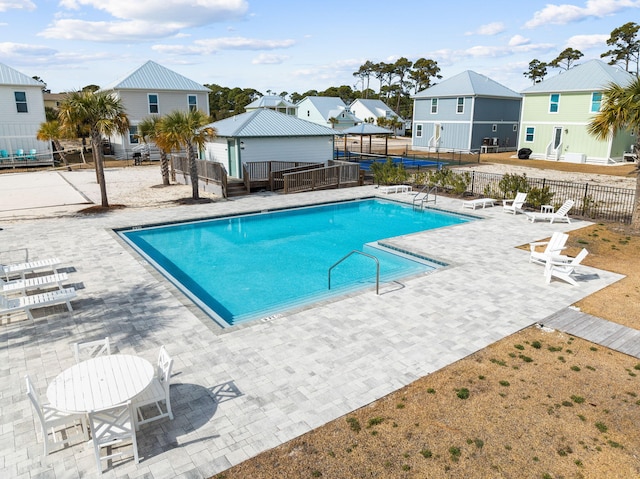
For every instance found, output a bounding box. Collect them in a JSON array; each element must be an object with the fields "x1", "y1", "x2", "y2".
[
  {"x1": 188, "y1": 95, "x2": 197, "y2": 112},
  {"x1": 456, "y1": 97, "x2": 464, "y2": 114},
  {"x1": 549, "y1": 93, "x2": 560, "y2": 113},
  {"x1": 492, "y1": 124, "x2": 497, "y2": 132},
  {"x1": 416, "y1": 124, "x2": 423, "y2": 138},
  {"x1": 431, "y1": 98, "x2": 438, "y2": 114},
  {"x1": 513, "y1": 124, "x2": 518, "y2": 132},
  {"x1": 148, "y1": 94, "x2": 159, "y2": 114},
  {"x1": 15, "y1": 92, "x2": 28, "y2": 113},
  {"x1": 129, "y1": 126, "x2": 139, "y2": 144},
  {"x1": 590, "y1": 92, "x2": 602, "y2": 113},
  {"x1": 525, "y1": 127, "x2": 535, "y2": 142}
]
